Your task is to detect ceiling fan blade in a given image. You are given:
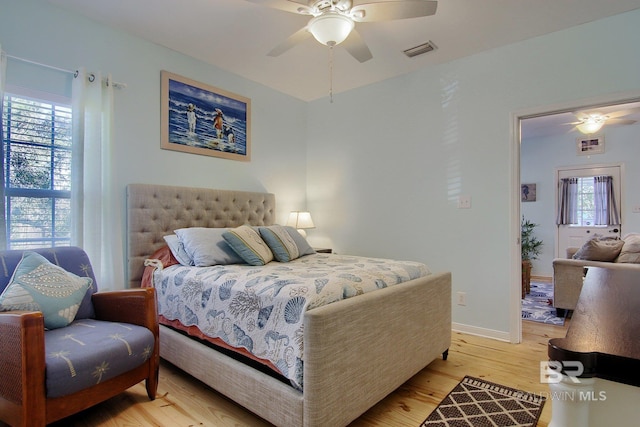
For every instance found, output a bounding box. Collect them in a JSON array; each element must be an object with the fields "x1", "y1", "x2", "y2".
[
  {"x1": 606, "y1": 118, "x2": 637, "y2": 125},
  {"x1": 351, "y1": 0, "x2": 437, "y2": 22},
  {"x1": 341, "y1": 29, "x2": 373, "y2": 62},
  {"x1": 245, "y1": 0, "x2": 312, "y2": 15},
  {"x1": 572, "y1": 111, "x2": 591, "y2": 121},
  {"x1": 267, "y1": 26, "x2": 312, "y2": 57},
  {"x1": 606, "y1": 106, "x2": 640, "y2": 119}
]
